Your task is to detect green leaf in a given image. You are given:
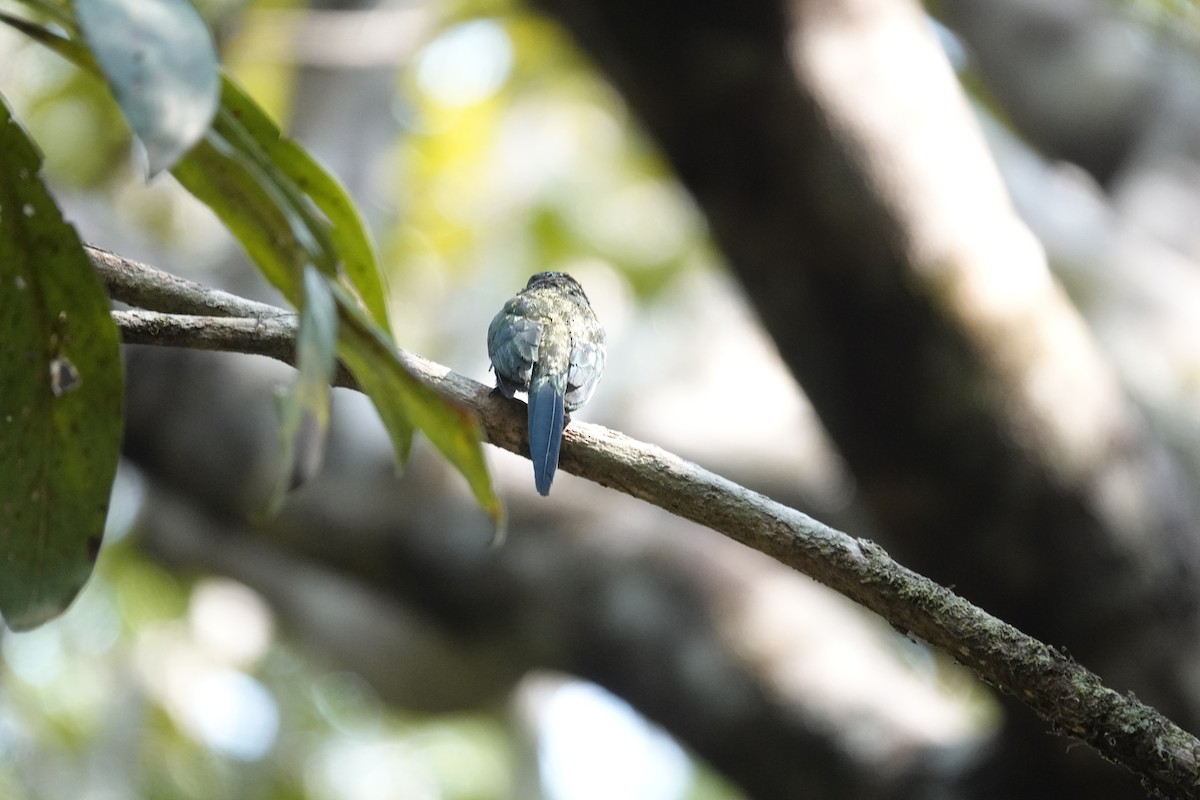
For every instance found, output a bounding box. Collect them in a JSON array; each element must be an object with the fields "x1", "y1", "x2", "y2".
[
  {"x1": 206, "y1": 82, "x2": 339, "y2": 282},
  {"x1": 171, "y1": 79, "x2": 352, "y2": 302},
  {"x1": 0, "y1": 11, "x2": 91, "y2": 65},
  {"x1": 0, "y1": 97, "x2": 123, "y2": 631},
  {"x1": 337, "y1": 323, "x2": 415, "y2": 470},
  {"x1": 172, "y1": 132, "x2": 310, "y2": 298},
  {"x1": 208, "y1": 80, "x2": 392, "y2": 332},
  {"x1": 5, "y1": 1, "x2": 74, "y2": 32},
  {"x1": 173, "y1": 79, "x2": 500, "y2": 526},
  {"x1": 74, "y1": 0, "x2": 219, "y2": 176},
  {"x1": 0, "y1": 14, "x2": 500, "y2": 527},
  {"x1": 333, "y1": 286, "x2": 503, "y2": 531},
  {"x1": 267, "y1": 267, "x2": 337, "y2": 514},
  {"x1": 0, "y1": 16, "x2": 386, "y2": 331},
  {"x1": 271, "y1": 138, "x2": 393, "y2": 334}
]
